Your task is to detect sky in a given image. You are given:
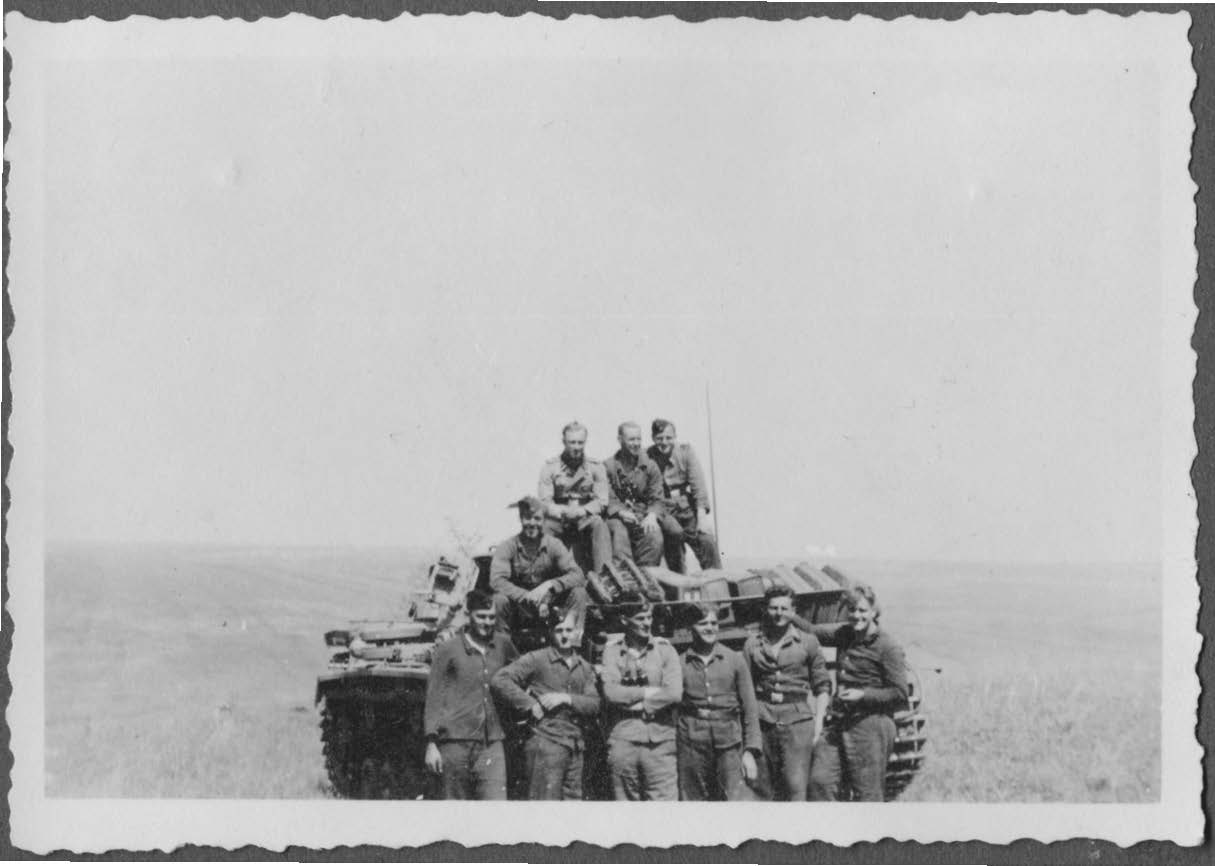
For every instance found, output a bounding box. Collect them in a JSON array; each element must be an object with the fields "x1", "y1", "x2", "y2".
[{"x1": 28, "y1": 14, "x2": 1189, "y2": 562}]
